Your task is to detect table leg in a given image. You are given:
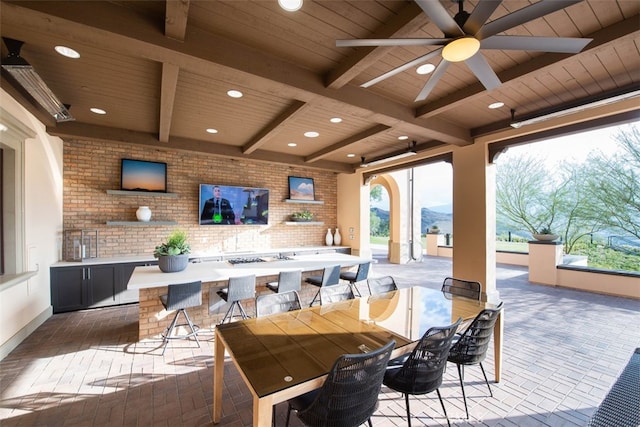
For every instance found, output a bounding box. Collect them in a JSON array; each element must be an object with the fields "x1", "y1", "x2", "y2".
[
  {"x1": 254, "y1": 395, "x2": 274, "y2": 427},
  {"x1": 213, "y1": 329, "x2": 225, "y2": 423},
  {"x1": 493, "y1": 310, "x2": 503, "y2": 383}
]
